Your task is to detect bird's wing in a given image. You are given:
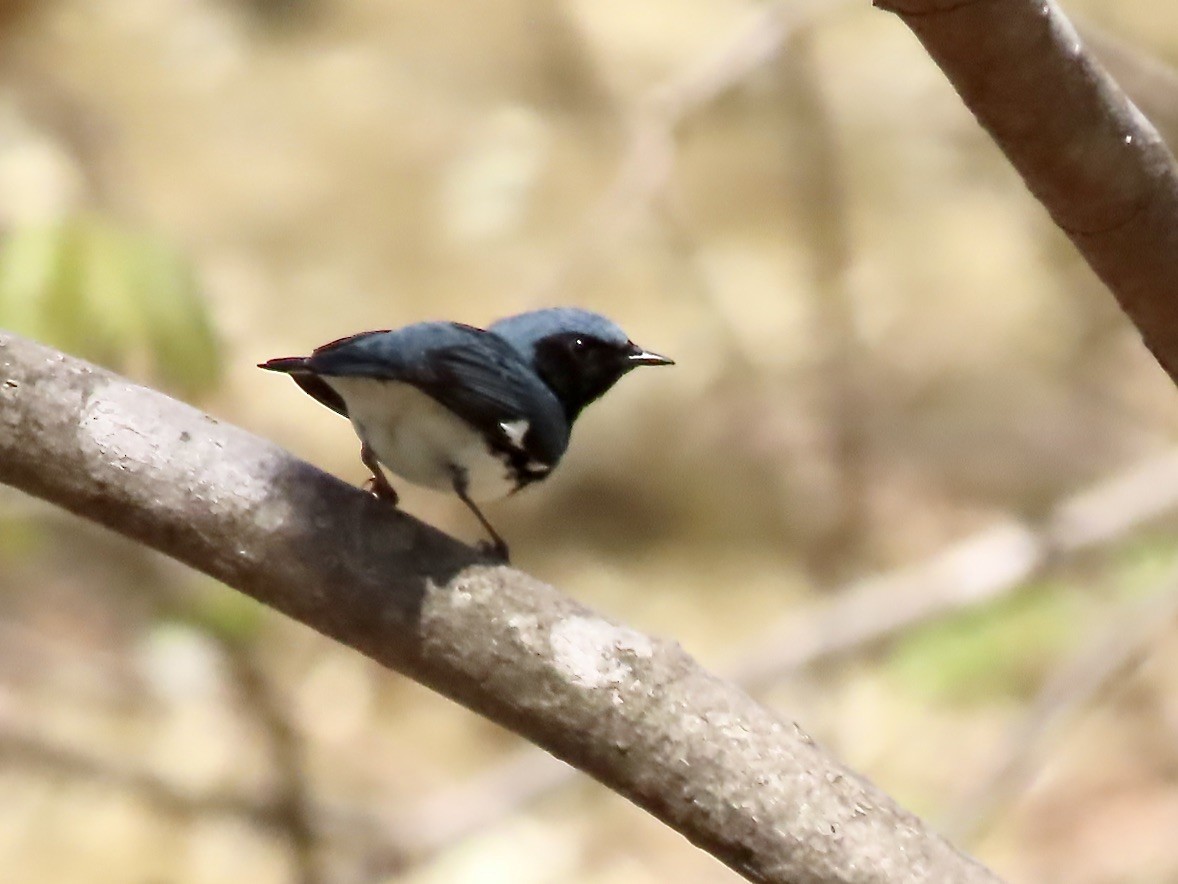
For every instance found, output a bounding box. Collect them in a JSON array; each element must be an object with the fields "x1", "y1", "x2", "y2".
[
  {"x1": 430, "y1": 342, "x2": 570, "y2": 469},
  {"x1": 307, "y1": 323, "x2": 570, "y2": 468}
]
